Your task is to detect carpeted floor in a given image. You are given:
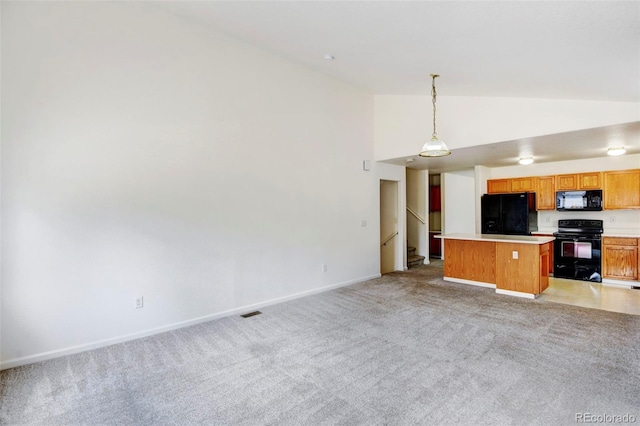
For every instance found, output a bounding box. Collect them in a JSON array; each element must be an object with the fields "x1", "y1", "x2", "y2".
[{"x1": 2, "y1": 262, "x2": 639, "y2": 425}]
